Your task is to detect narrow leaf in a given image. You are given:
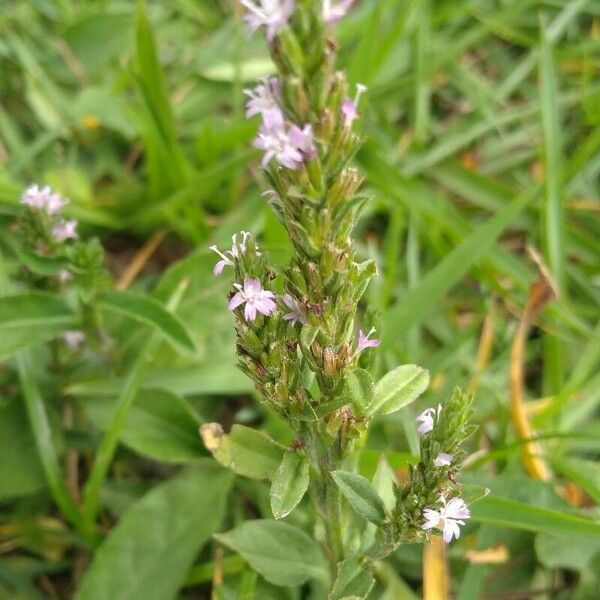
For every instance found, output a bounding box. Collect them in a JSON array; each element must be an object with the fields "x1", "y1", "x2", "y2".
[
  {"x1": 368, "y1": 364, "x2": 429, "y2": 416},
  {"x1": 270, "y1": 452, "x2": 310, "y2": 519},
  {"x1": 96, "y1": 290, "x2": 195, "y2": 352},
  {"x1": 331, "y1": 470, "x2": 387, "y2": 526}
]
